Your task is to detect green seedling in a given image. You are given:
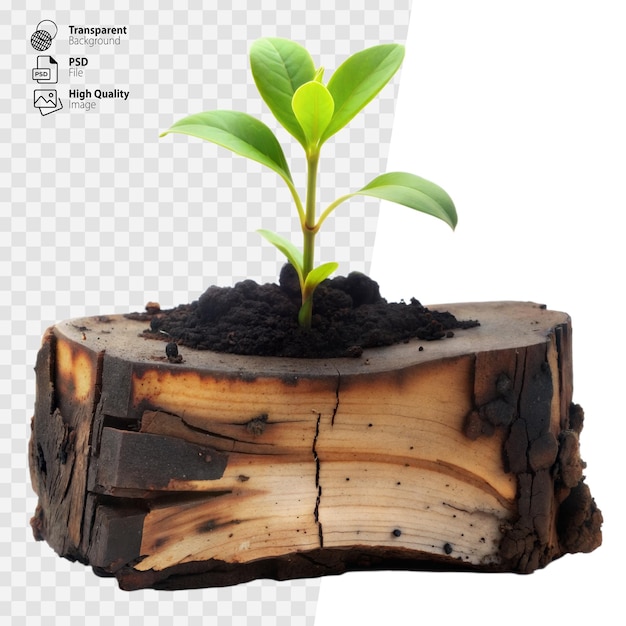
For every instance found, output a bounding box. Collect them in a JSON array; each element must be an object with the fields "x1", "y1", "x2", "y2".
[{"x1": 161, "y1": 37, "x2": 457, "y2": 329}]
